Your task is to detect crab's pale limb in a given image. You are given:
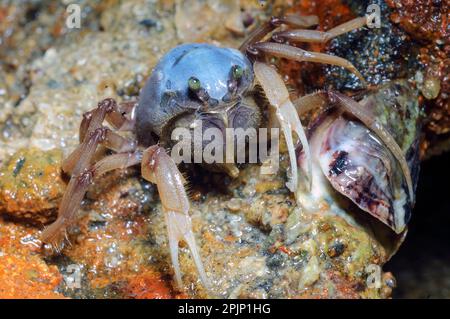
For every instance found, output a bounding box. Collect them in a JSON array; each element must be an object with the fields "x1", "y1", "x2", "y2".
[
  {"x1": 326, "y1": 16, "x2": 367, "y2": 37},
  {"x1": 106, "y1": 101, "x2": 137, "y2": 132},
  {"x1": 61, "y1": 146, "x2": 84, "y2": 174},
  {"x1": 62, "y1": 128, "x2": 137, "y2": 174},
  {"x1": 239, "y1": 14, "x2": 319, "y2": 53},
  {"x1": 42, "y1": 129, "x2": 105, "y2": 246},
  {"x1": 141, "y1": 145, "x2": 210, "y2": 290},
  {"x1": 63, "y1": 100, "x2": 137, "y2": 174},
  {"x1": 250, "y1": 42, "x2": 367, "y2": 86},
  {"x1": 93, "y1": 151, "x2": 142, "y2": 175},
  {"x1": 293, "y1": 91, "x2": 329, "y2": 115},
  {"x1": 102, "y1": 129, "x2": 137, "y2": 153},
  {"x1": 78, "y1": 98, "x2": 114, "y2": 142},
  {"x1": 329, "y1": 91, "x2": 415, "y2": 204},
  {"x1": 41, "y1": 140, "x2": 141, "y2": 247},
  {"x1": 273, "y1": 17, "x2": 367, "y2": 43},
  {"x1": 43, "y1": 99, "x2": 114, "y2": 245},
  {"x1": 79, "y1": 99, "x2": 136, "y2": 142},
  {"x1": 42, "y1": 98, "x2": 139, "y2": 246},
  {"x1": 254, "y1": 62, "x2": 312, "y2": 192}
]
